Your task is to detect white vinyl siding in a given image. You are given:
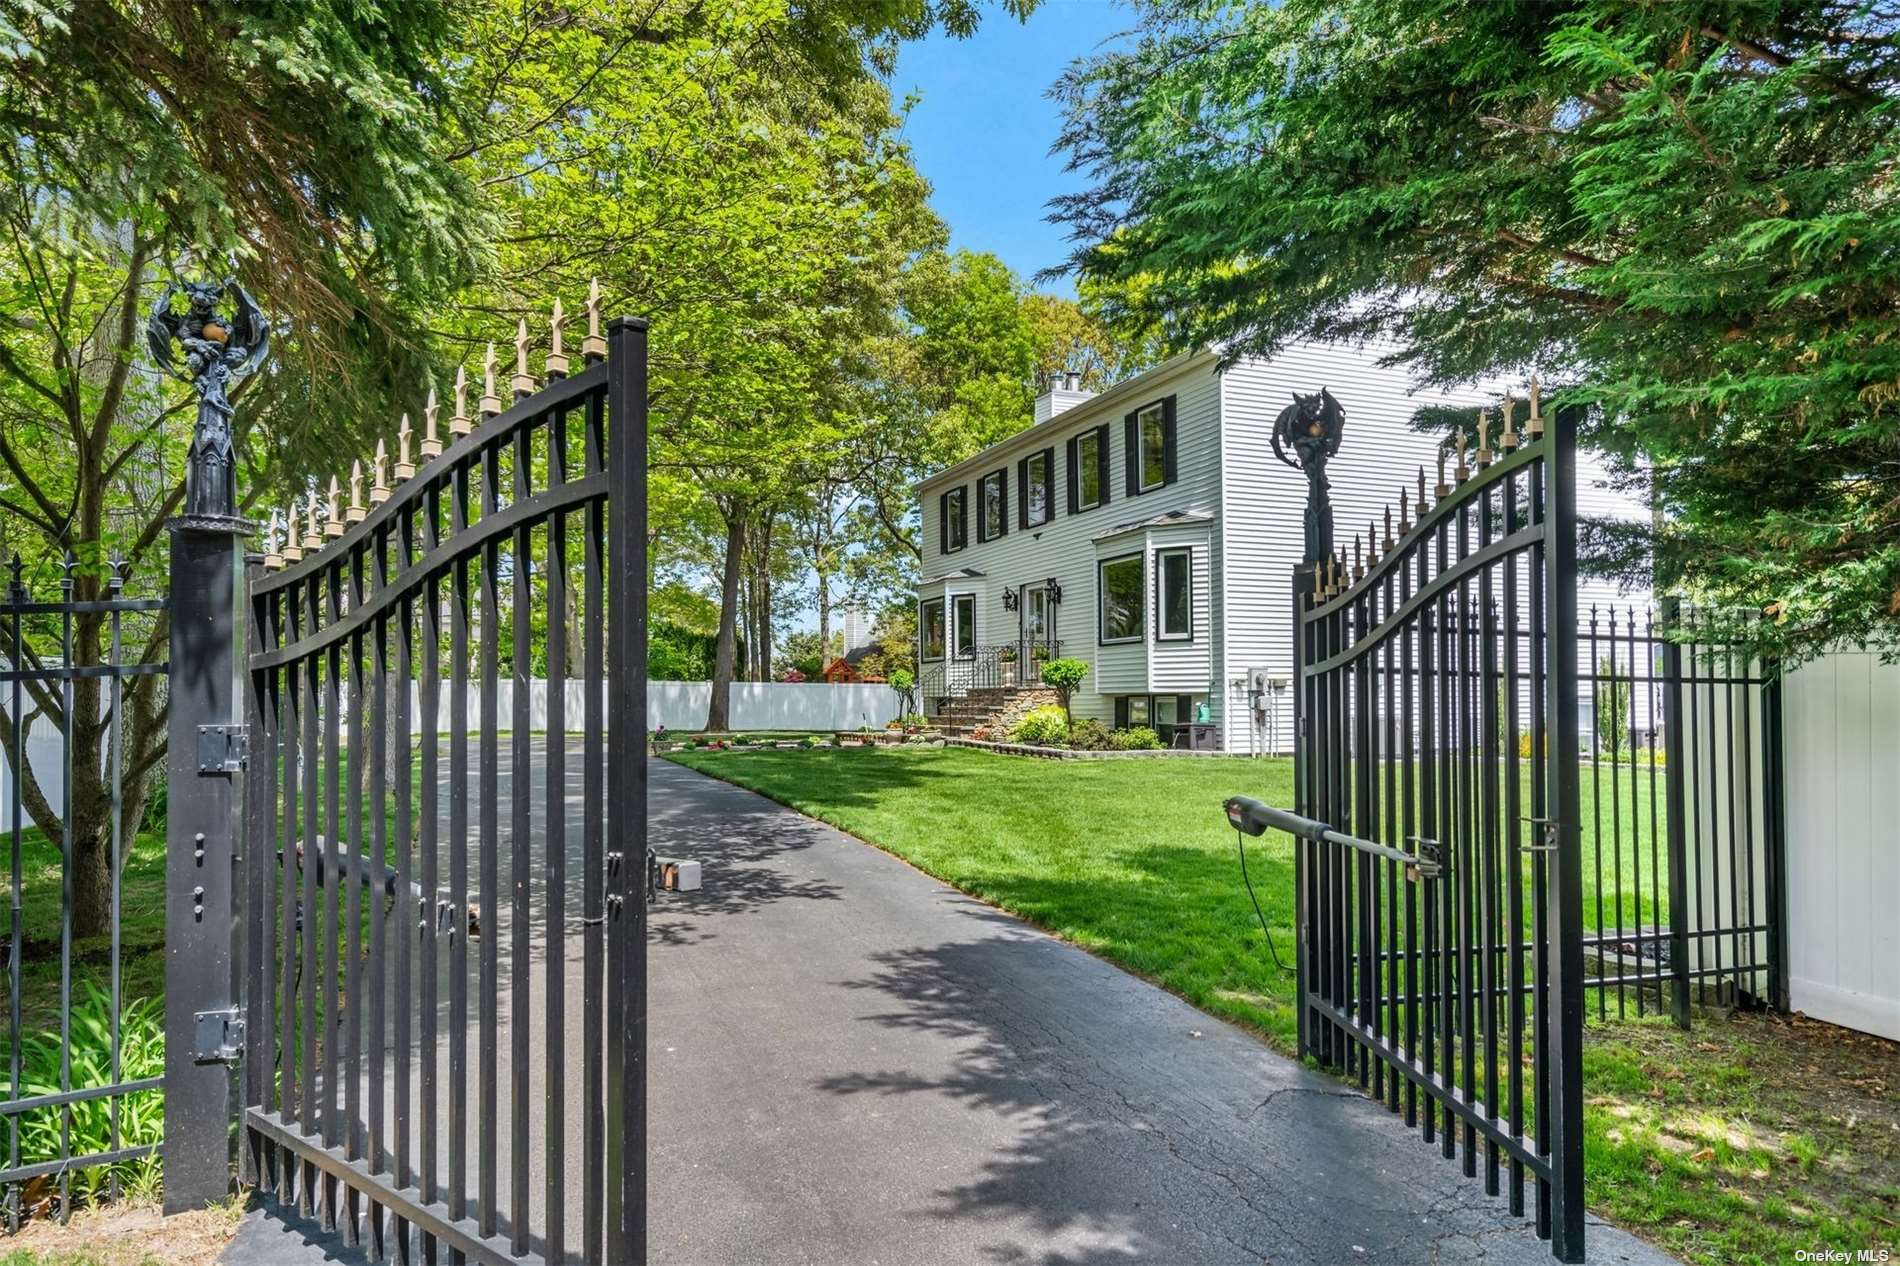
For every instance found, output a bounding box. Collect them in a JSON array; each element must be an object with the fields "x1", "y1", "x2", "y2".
[{"x1": 915, "y1": 354, "x2": 1224, "y2": 731}]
